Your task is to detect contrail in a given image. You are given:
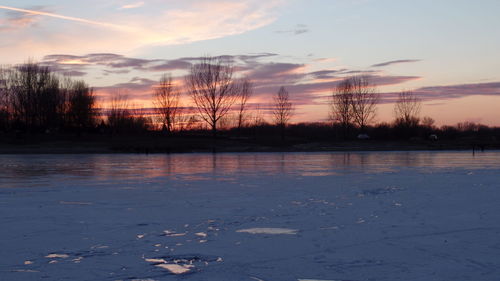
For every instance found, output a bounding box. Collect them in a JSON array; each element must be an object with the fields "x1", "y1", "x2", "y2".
[{"x1": 0, "y1": 5, "x2": 131, "y2": 31}]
